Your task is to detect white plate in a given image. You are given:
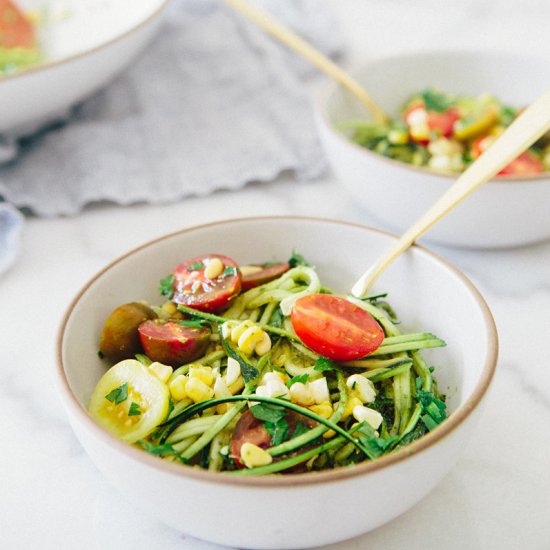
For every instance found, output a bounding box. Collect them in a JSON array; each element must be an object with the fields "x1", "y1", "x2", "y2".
[{"x1": 0, "y1": 0, "x2": 169, "y2": 134}]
